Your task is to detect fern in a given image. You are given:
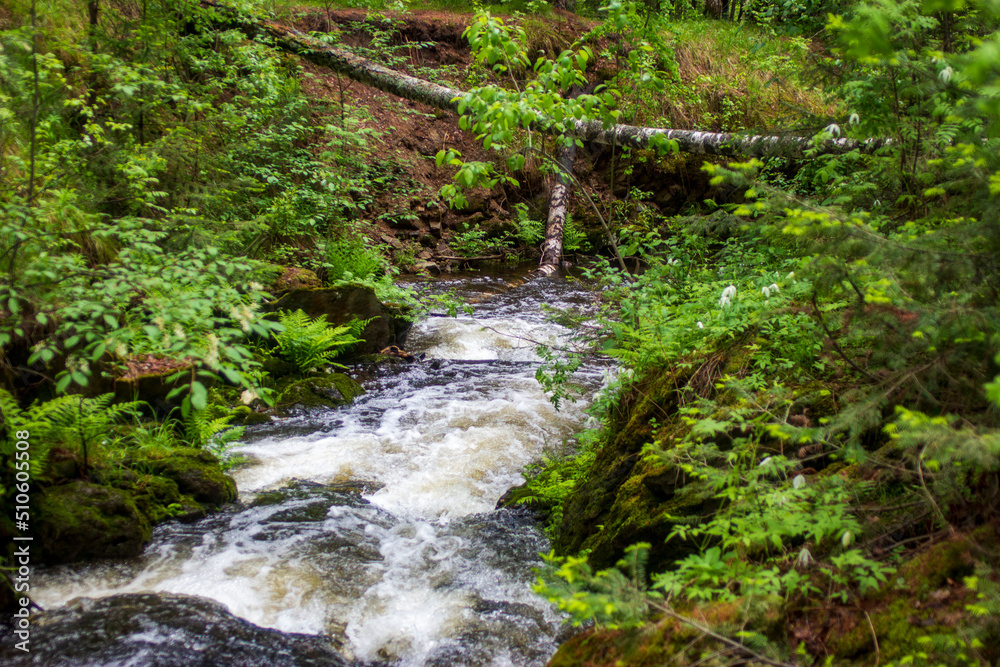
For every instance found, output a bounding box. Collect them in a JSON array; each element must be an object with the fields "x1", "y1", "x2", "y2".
[
  {"x1": 0, "y1": 388, "x2": 143, "y2": 477},
  {"x1": 274, "y1": 310, "x2": 368, "y2": 373},
  {"x1": 183, "y1": 406, "x2": 245, "y2": 456}
]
